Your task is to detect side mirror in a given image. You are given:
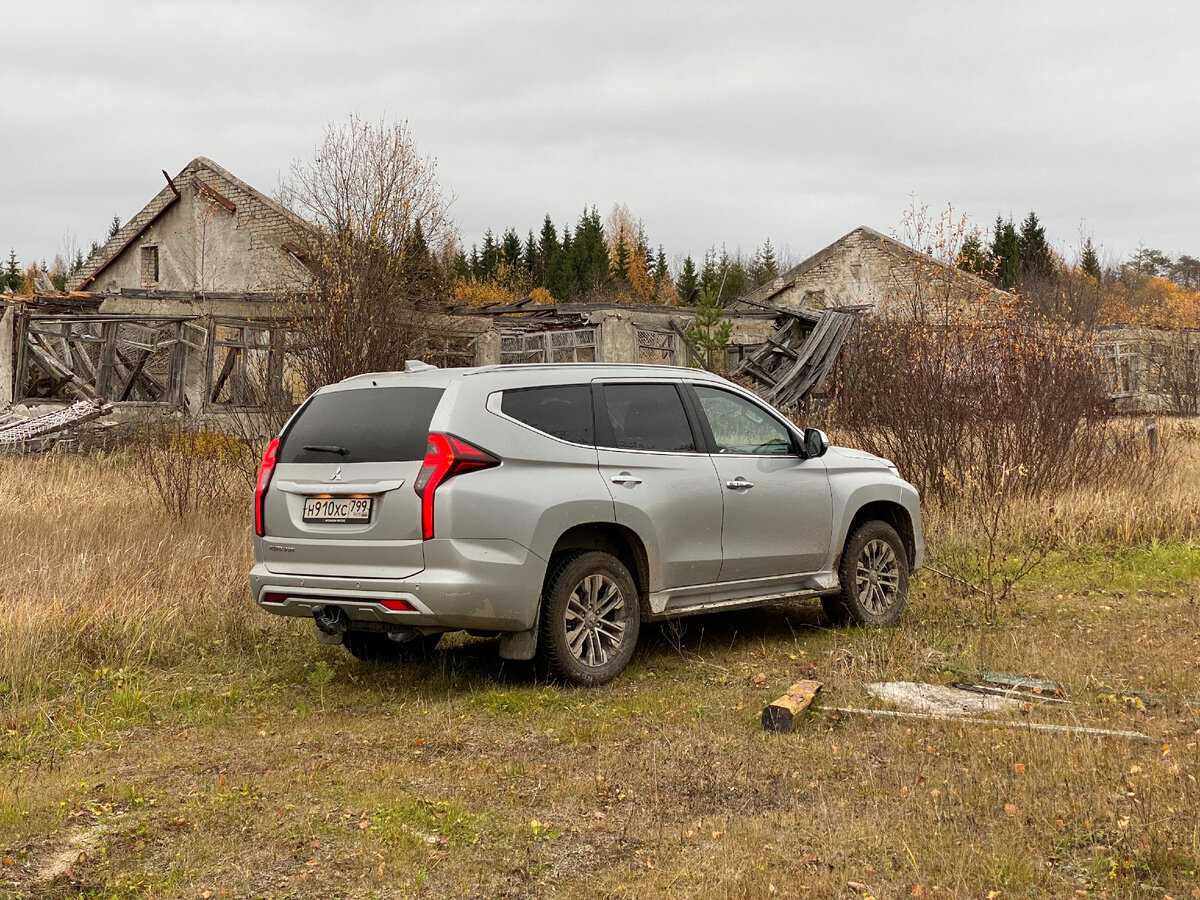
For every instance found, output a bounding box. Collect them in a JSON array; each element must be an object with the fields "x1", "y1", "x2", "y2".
[{"x1": 802, "y1": 427, "x2": 830, "y2": 459}]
